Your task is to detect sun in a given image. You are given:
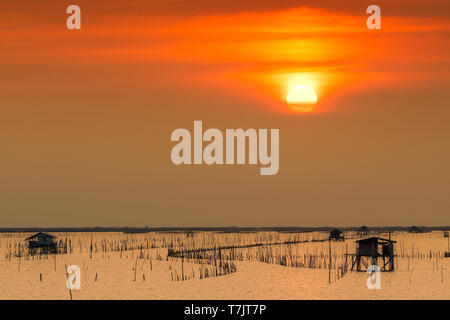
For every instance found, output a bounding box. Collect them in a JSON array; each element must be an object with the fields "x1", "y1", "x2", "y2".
[{"x1": 286, "y1": 85, "x2": 318, "y2": 112}]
